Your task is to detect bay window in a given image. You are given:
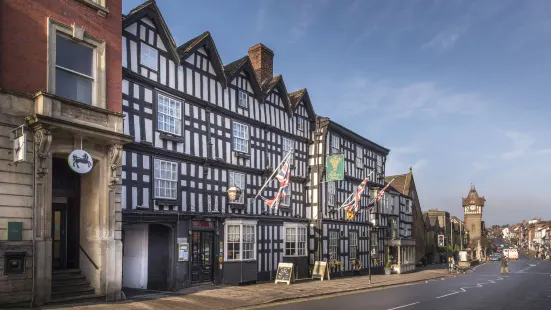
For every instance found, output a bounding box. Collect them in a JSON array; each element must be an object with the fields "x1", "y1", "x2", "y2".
[{"x1": 225, "y1": 220, "x2": 257, "y2": 261}]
